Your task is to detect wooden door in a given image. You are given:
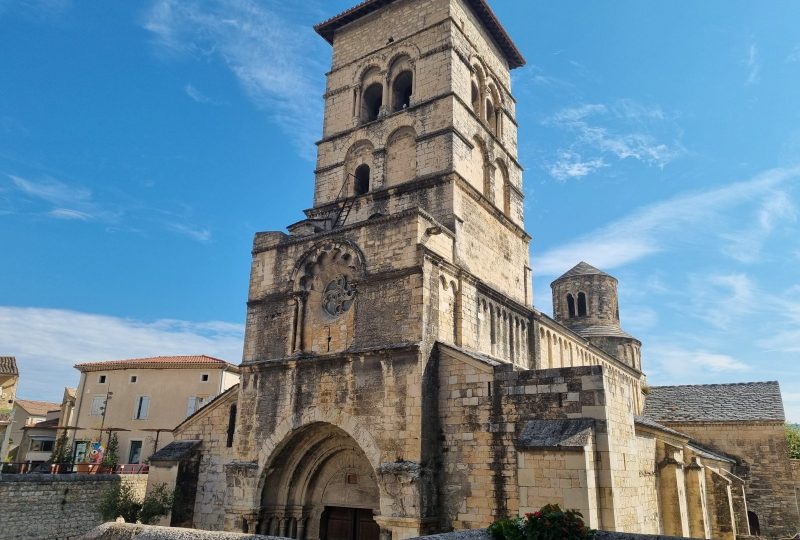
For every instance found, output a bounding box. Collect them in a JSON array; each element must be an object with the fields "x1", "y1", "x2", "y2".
[{"x1": 322, "y1": 507, "x2": 379, "y2": 540}]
